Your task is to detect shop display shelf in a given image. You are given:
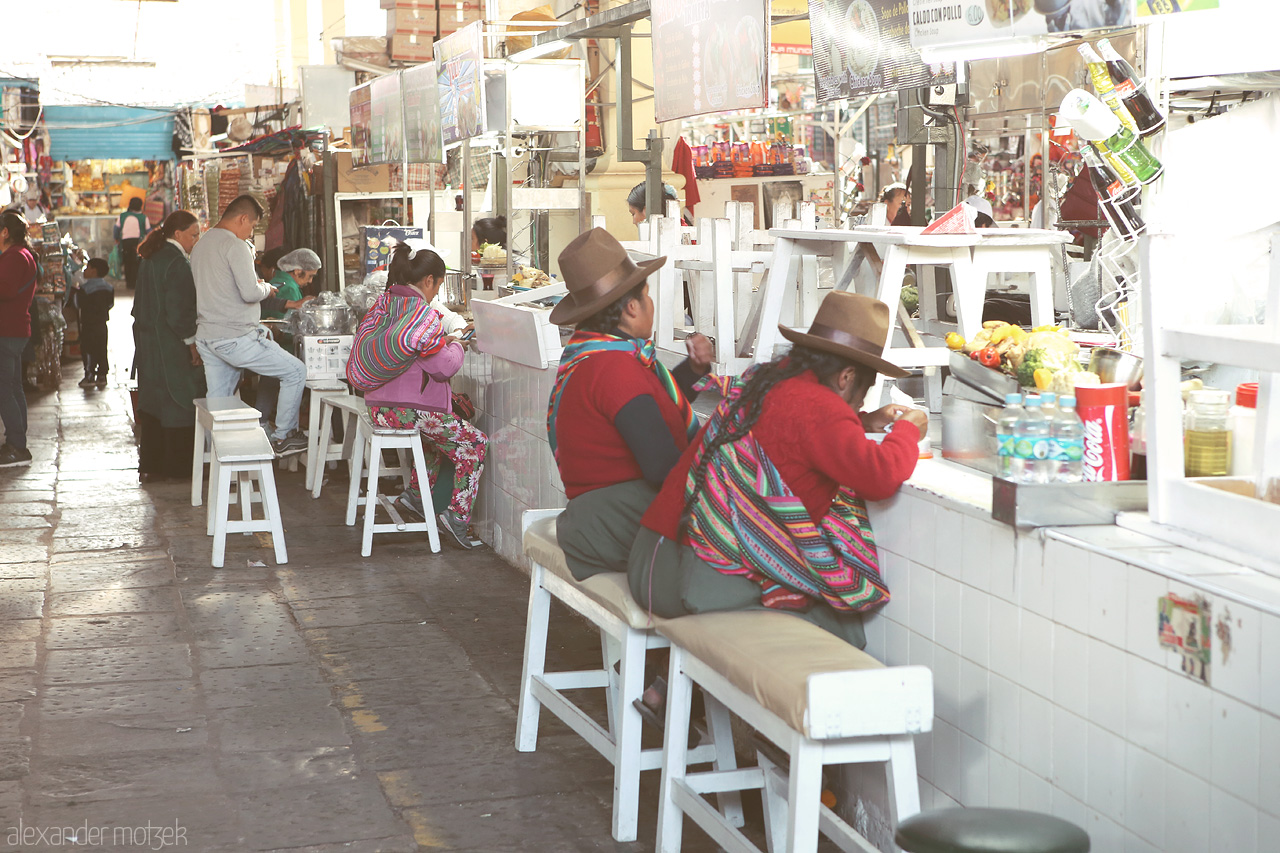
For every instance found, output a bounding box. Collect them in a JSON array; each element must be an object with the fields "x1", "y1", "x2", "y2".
[{"x1": 991, "y1": 477, "x2": 1149, "y2": 528}]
